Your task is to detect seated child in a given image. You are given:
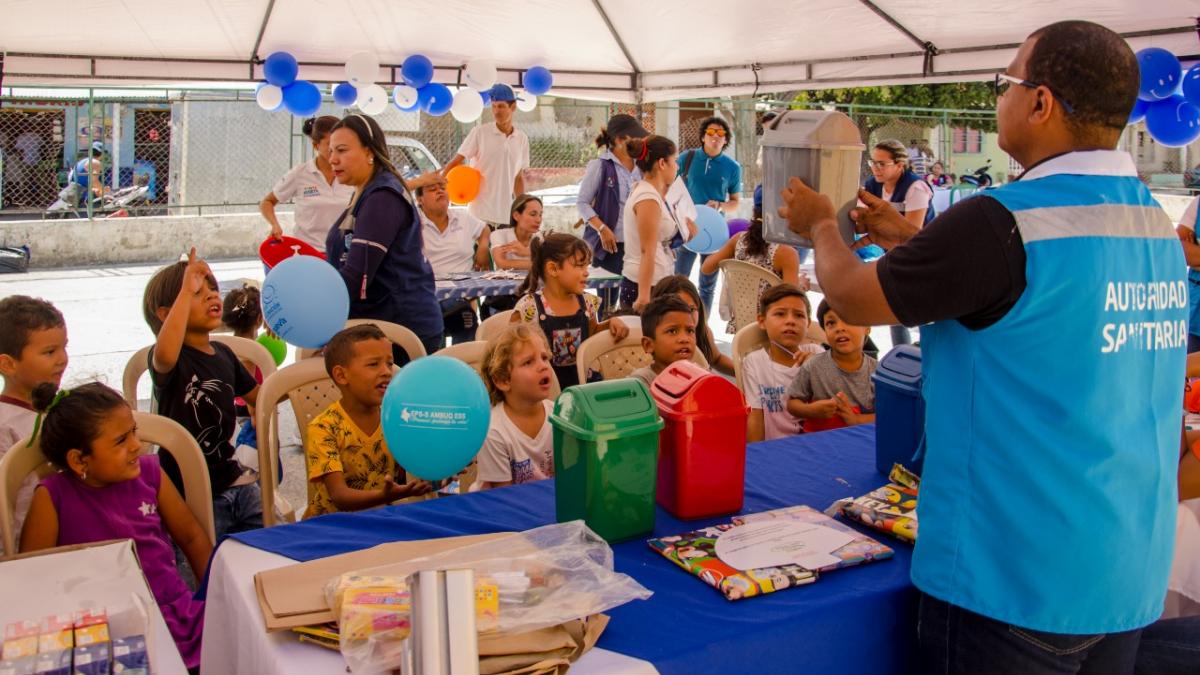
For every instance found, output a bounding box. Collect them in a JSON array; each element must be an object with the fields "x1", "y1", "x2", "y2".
[
  {"x1": 222, "y1": 284, "x2": 264, "y2": 450},
  {"x1": 476, "y1": 323, "x2": 556, "y2": 490},
  {"x1": 651, "y1": 275, "x2": 734, "y2": 376},
  {"x1": 629, "y1": 295, "x2": 698, "y2": 390},
  {"x1": 787, "y1": 300, "x2": 877, "y2": 432},
  {"x1": 741, "y1": 284, "x2": 823, "y2": 442},
  {"x1": 142, "y1": 248, "x2": 263, "y2": 537},
  {"x1": 20, "y1": 382, "x2": 208, "y2": 670},
  {"x1": 511, "y1": 233, "x2": 628, "y2": 388},
  {"x1": 305, "y1": 324, "x2": 432, "y2": 518},
  {"x1": 0, "y1": 296, "x2": 68, "y2": 554}
]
